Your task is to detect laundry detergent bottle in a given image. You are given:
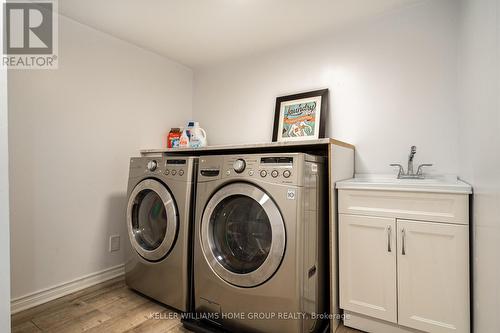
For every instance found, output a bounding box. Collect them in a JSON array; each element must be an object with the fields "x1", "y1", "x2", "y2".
[
  {"x1": 179, "y1": 128, "x2": 190, "y2": 148},
  {"x1": 186, "y1": 121, "x2": 207, "y2": 148}
]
